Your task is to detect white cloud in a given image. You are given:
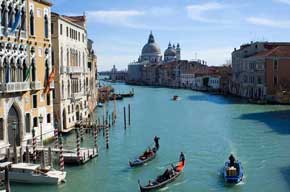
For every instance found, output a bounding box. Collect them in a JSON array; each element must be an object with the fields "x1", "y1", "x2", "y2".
[
  {"x1": 186, "y1": 2, "x2": 224, "y2": 22},
  {"x1": 273, "y1": 0, "x2": 290, "y2": 5},
  {"x1": 246, "y1": 17, "x2": 290, "y2": 28},
  {"x1": 86, "y1": 10, "x2": 145, "y2": 28}
]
